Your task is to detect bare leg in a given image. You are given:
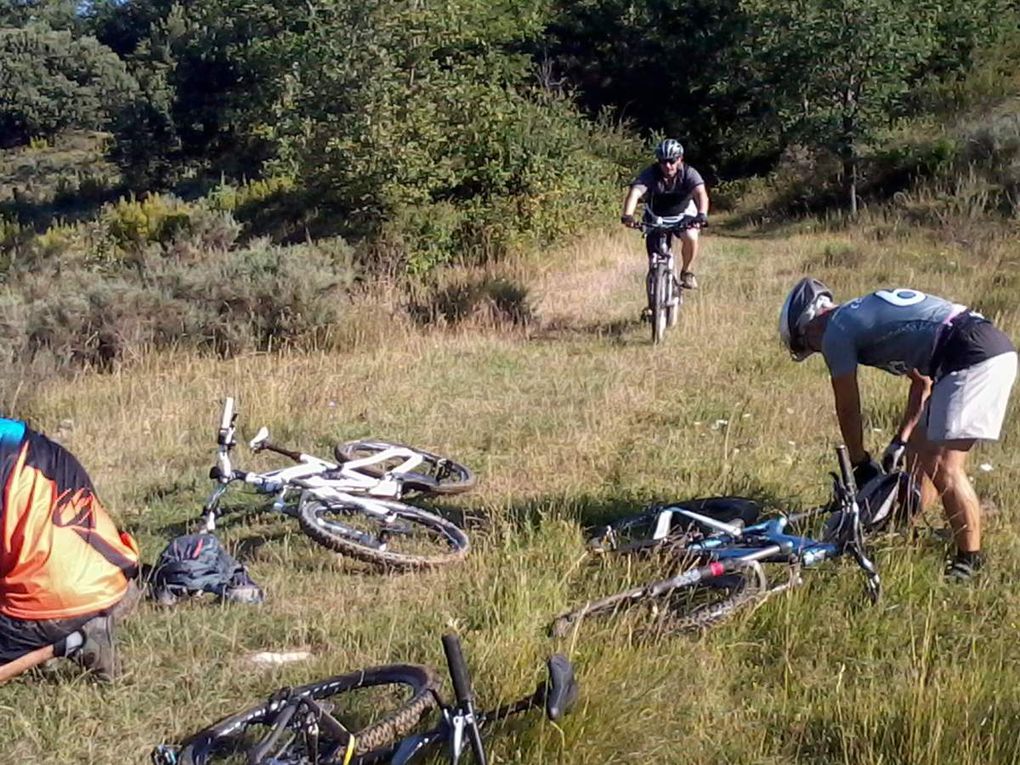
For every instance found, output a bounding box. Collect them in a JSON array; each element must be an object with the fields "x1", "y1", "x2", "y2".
[
  {"x1": 905, "y1": 430, "x2": 939, "y2": 512},
  {"x1": 680, "y1": 229, "x2": 699, "y2": 273},
  {"x1": 910, "y1": 430, "x2": 980, "y2": 552}
]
